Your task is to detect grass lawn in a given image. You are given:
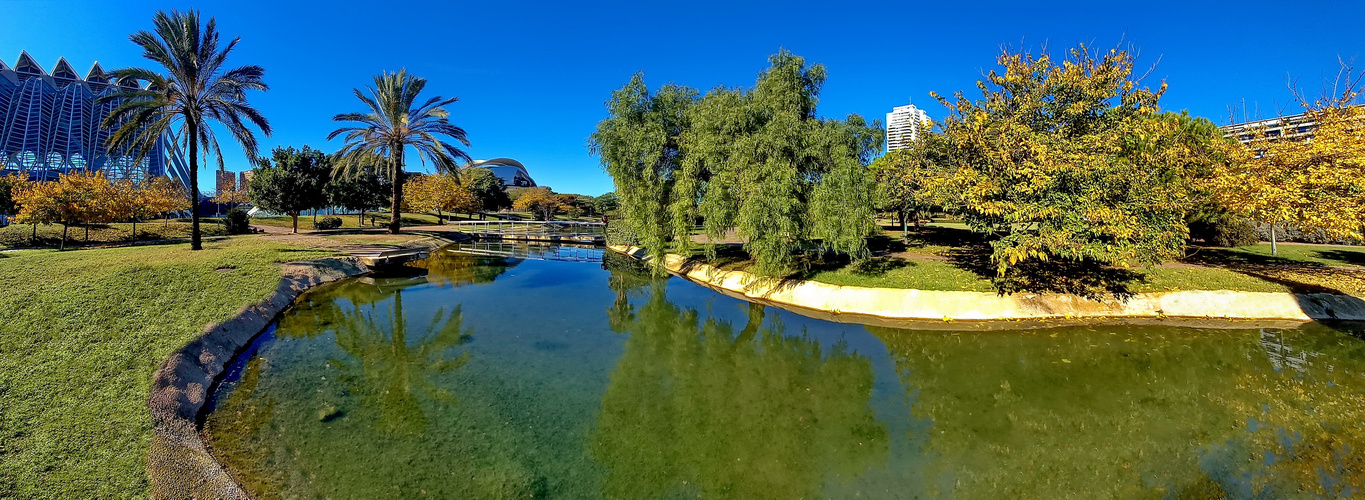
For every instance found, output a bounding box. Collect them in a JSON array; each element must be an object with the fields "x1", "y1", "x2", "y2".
[
  {"x1": 249, "y1": 212, "x2": 449, "y2": 231},
  {"x1": 0, "y1": 221, "x2": 227, "y2": 249},
  {"x1": 0, "y1": 236, "x2": 339, "y2": 499}
]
